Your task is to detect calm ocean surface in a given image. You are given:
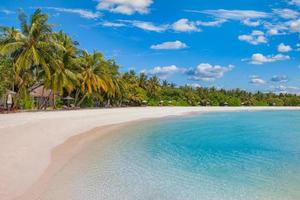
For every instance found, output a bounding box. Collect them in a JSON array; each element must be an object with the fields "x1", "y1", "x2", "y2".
[{"x1": 41, "y1": 111, "x2": 300, "y2": 200}]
